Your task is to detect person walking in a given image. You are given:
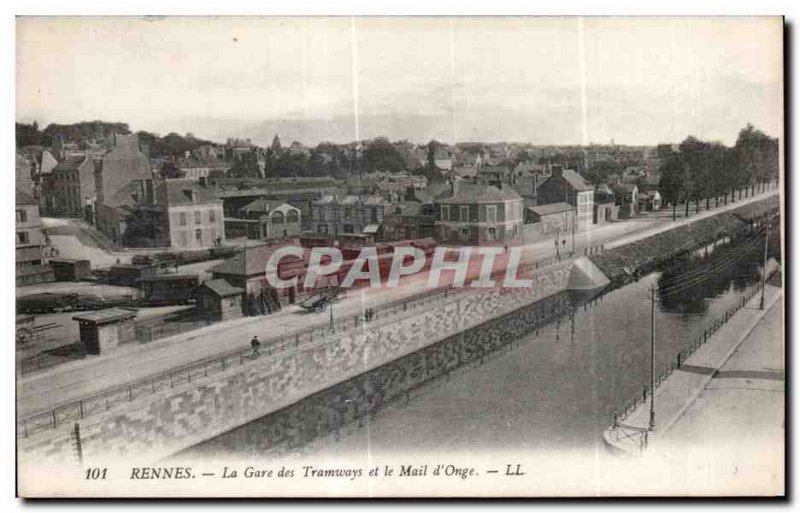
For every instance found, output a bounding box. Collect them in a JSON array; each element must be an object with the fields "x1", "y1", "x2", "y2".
[{"x1": 251, "y1": 335, "x2": 261, "y2": 358}]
